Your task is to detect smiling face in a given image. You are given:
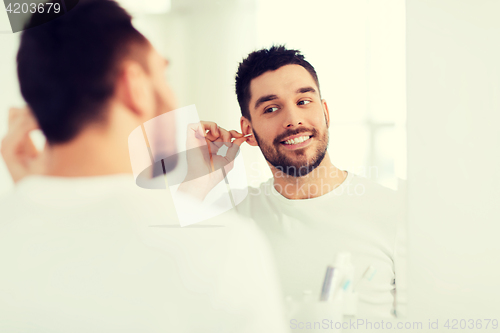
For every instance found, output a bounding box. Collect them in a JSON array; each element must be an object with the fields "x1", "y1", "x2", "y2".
[{"x1": 241, "y1": 64, "x2": 330, "y2": 177}]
